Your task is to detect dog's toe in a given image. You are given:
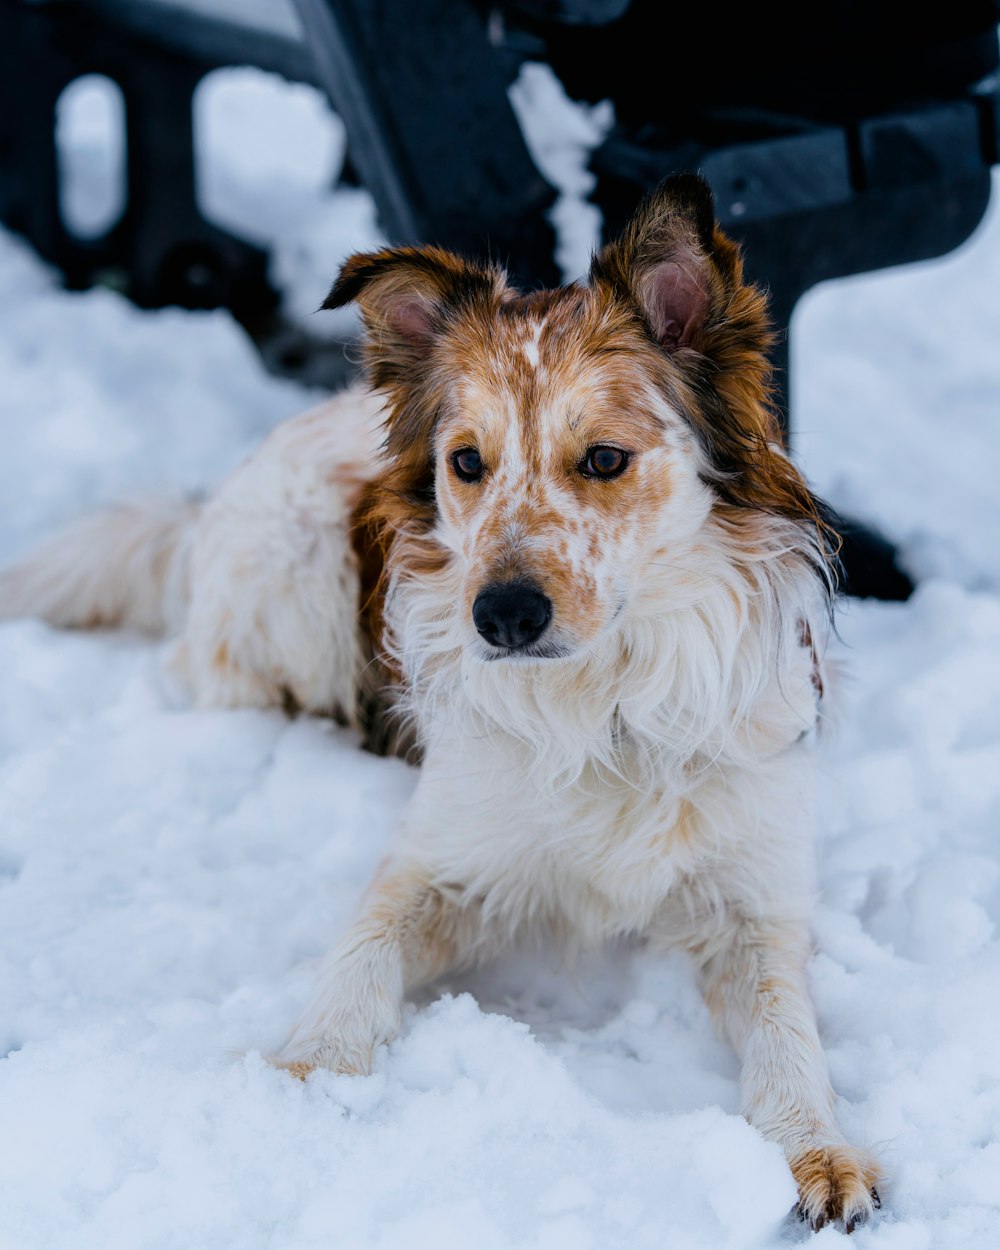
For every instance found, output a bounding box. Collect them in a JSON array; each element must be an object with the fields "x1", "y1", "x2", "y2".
[
  {"x1": 271, "y1": 1057, "x2": 316, "y2": 1081},
  {"x1": 269, "y1": 1034, "x2": 375, "y2": 1077}
]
